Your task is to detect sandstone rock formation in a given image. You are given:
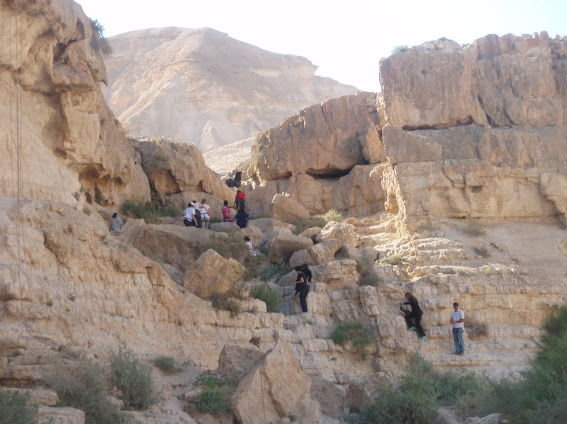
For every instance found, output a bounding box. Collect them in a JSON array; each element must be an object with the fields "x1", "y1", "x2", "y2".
[
  {"x1": 243, "y1": 92, "x2": 385, "y2": 217},
  {"x1": 379, "y1": 33, "x2": 567, "y2": 226},
  {"x1": 0, "y1": 0, "x2": 150, "y2": 206},
  {"x1": 232, "y1": 341, "x2": 322, "y2": 424},
  {"x1": 131, "y1": 137, "x2": 234, "y2": 210},
  {"x1": 183, "y1": 249, "x2": 245, "y2": 297},
  {"x1": 203, "y1": 137, "x2": 255, "y2": 176},
  {"x1": 104, "y1": 27, "x2": 358, "y2": 151}
]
